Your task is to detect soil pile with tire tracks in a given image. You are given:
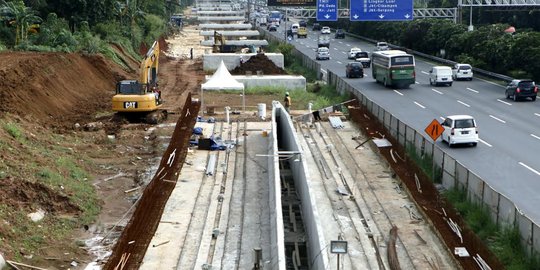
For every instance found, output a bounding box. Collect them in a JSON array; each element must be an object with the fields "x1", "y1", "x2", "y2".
[{"x1": 230, "y1": 53, "x2": 287, "y2": 75}]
